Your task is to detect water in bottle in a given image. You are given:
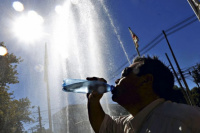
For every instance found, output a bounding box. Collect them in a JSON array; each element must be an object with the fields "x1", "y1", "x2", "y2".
[{"x1": 62, "y1": 79, "x2": 114, "y2": 94}]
